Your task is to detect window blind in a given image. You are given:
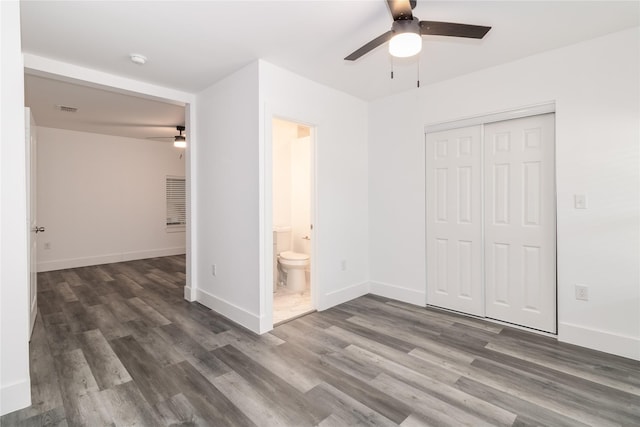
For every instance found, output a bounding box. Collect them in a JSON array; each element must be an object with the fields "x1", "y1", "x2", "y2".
[{"x1": 166, "y1": 176, "x2": 186, "y2": 226}]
